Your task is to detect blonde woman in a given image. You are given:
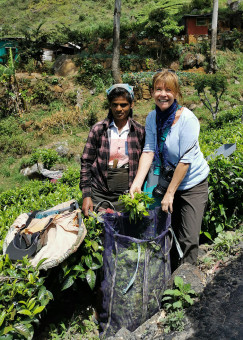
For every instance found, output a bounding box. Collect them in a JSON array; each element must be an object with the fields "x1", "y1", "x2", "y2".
[{"x1": 130, "y1": 70, "x2": 209, "y2": 270}]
